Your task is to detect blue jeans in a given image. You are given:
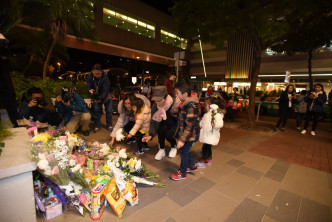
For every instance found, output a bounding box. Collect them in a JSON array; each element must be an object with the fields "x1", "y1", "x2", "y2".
[
  {"x1": 179, "y1": 141, "x2": 195, "y2": 175},
  {"x1": 93, "y1": 98, "x2": 112, "y2": 128}
]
